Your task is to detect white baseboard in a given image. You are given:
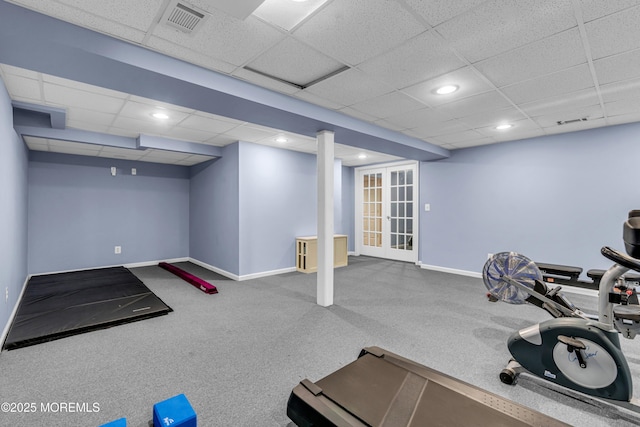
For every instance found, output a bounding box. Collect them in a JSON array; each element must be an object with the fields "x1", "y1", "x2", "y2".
[
  {"x1": 237, "y1": 266, "x2": 297, "y2": 281},
  {"x1": 419, "y1": 263, "x2": 598, "y2": 298},
  {"x1": 420, "y1": 263, "x2": 482, "y2": 279},
  {"x1": 1, "y1": 275, "x2": 30, "y2": 351},
  {"x1": 188, "y1": 258, "x2": 239, "y2": 281},
  {"x1": 126, "y1": 257, "x2": 189, "y2": 269},
  {"x1": 188, "y1": 258, "x2": 297, "y2": 281}
]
